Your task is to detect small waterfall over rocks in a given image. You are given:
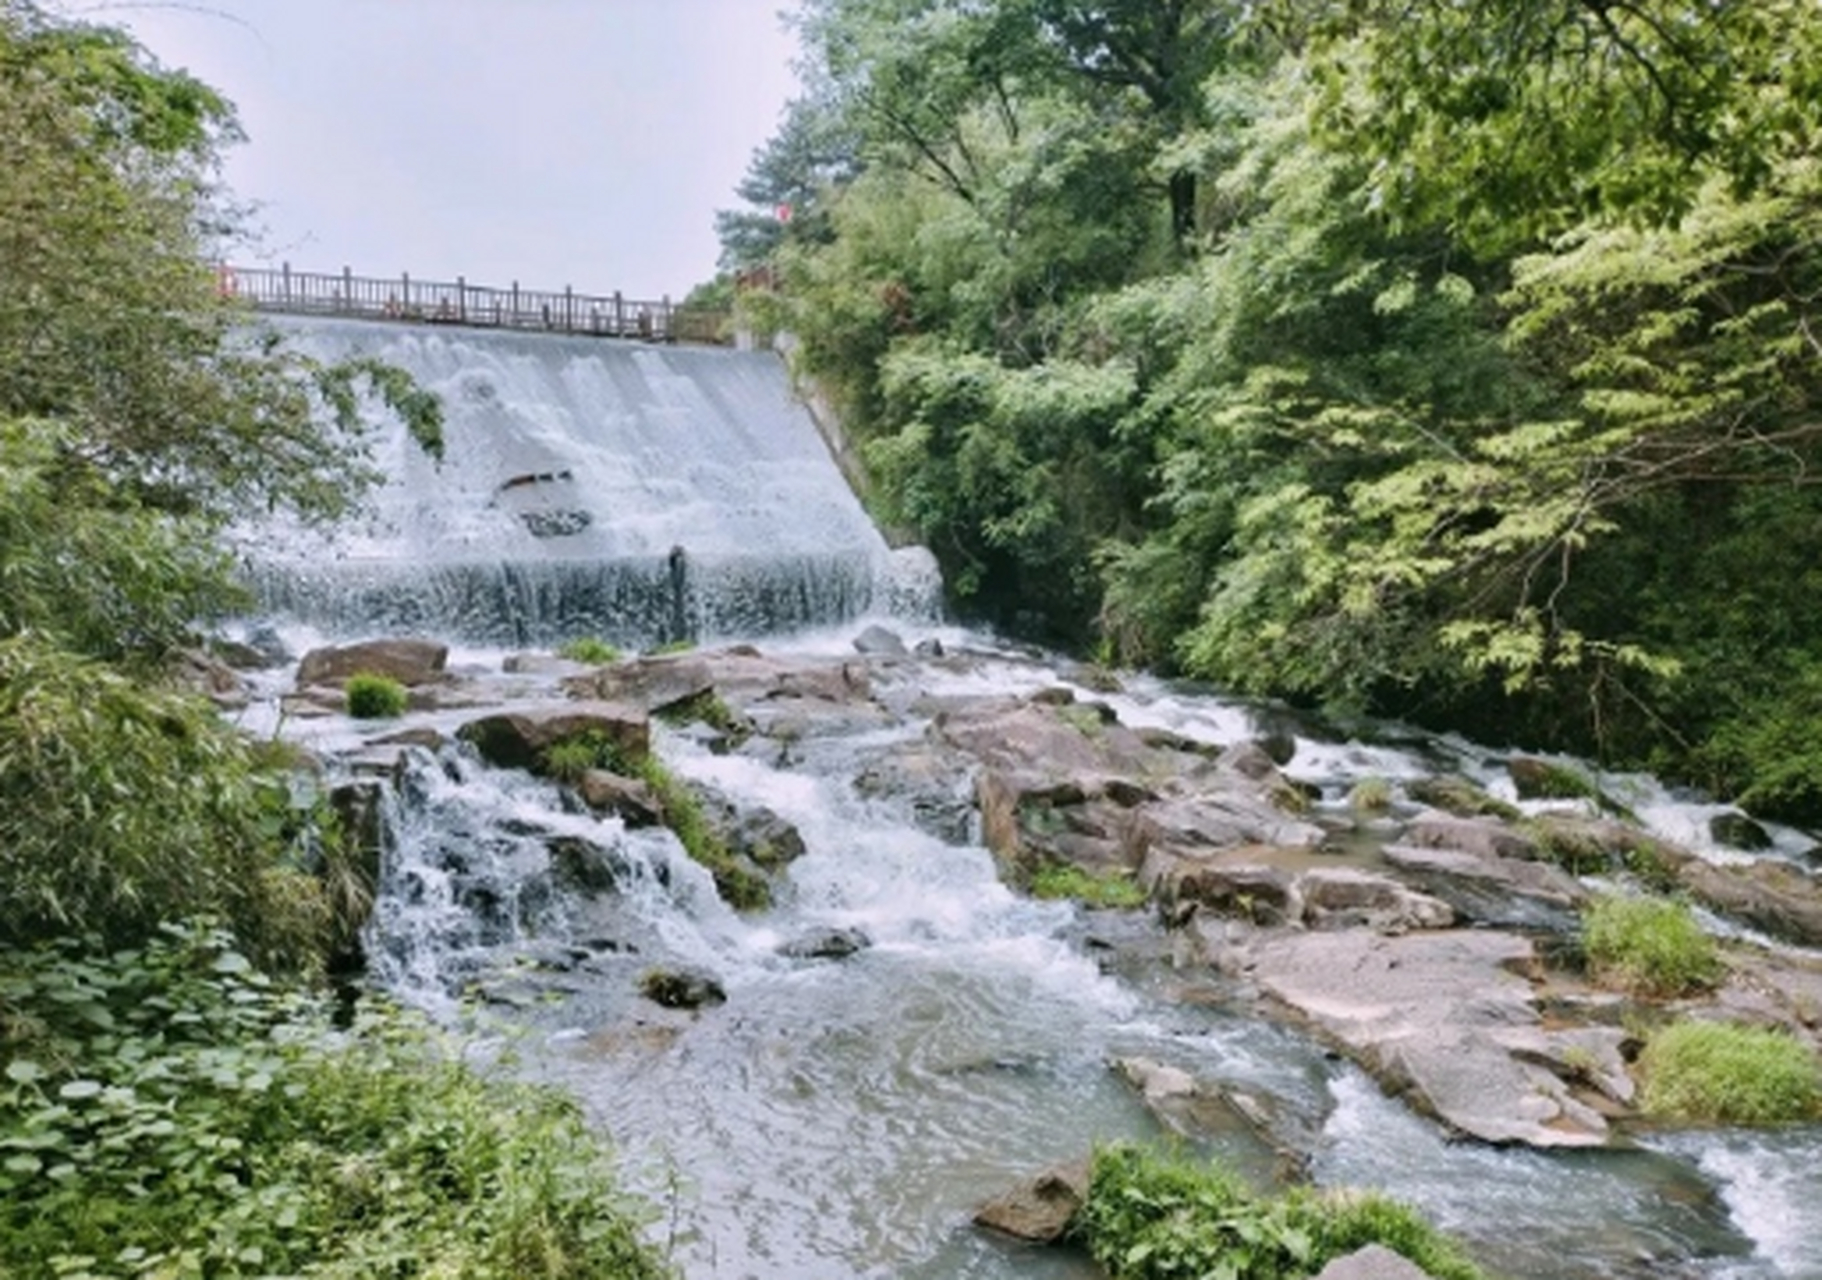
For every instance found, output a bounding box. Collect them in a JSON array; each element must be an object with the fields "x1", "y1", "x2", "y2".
[{"x1": 236, "y1": 316, "x2": 939, "y2": 645}]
